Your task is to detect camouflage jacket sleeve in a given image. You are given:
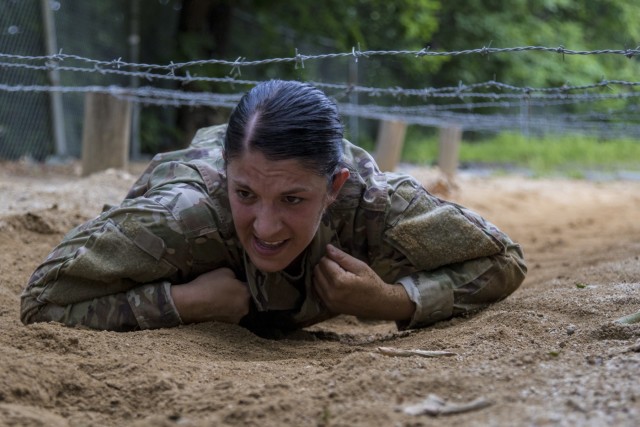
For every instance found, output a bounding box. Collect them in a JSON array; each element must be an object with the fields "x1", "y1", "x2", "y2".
[
  {"x1": 336, "y1": 140, "x2": 526, "y2": 330},
  {"x1": 21, "y1": 159, "x2": 236, "y2": 331},
  {"x1": 379, "y1": 178, "x2": 527, "y2": 330}
]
